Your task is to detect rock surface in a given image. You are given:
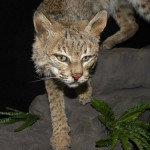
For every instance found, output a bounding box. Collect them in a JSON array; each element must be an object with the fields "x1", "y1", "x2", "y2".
[
  {"x1": 0, "y1": 46, "x2": 150, "y2": 150},
  {"x1": 92, "y1": 47, "x2": 150, "y2": 95}
]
